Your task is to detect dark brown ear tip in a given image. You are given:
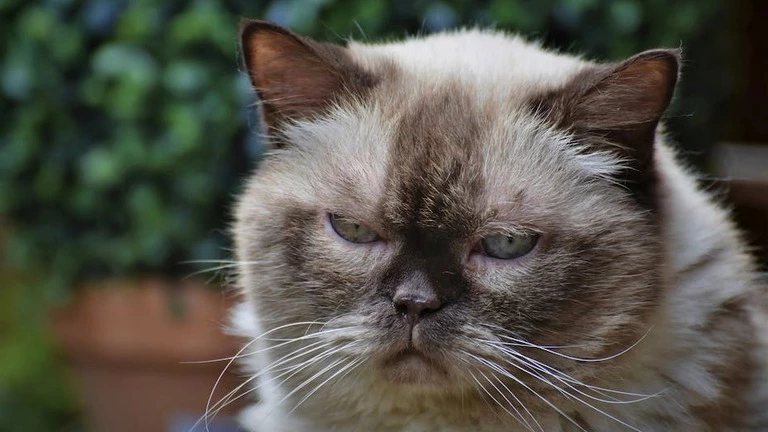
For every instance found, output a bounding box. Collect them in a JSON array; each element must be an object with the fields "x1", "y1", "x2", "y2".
[
  {"x1": 635, "y1": 49, "x2": 682, "y2": 75},
  {"x1": 238, "y1": 18, "x2": 294, "y2": 40},
  {"x1": 655, "y1": 49, "x2": 681, "y2": 69},
  {"x1": 239, "y1": 18, "x2": 265, "y2": 37}
]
